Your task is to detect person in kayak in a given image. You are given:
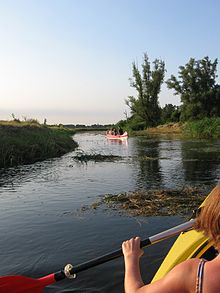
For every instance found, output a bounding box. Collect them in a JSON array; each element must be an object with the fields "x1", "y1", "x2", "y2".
[
  {"x1": 118, "y1": 126, "x2": 124, "y2": 135},
  {"x1": 122, "y1": 184, "x2": 220, "y2": 293}
]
